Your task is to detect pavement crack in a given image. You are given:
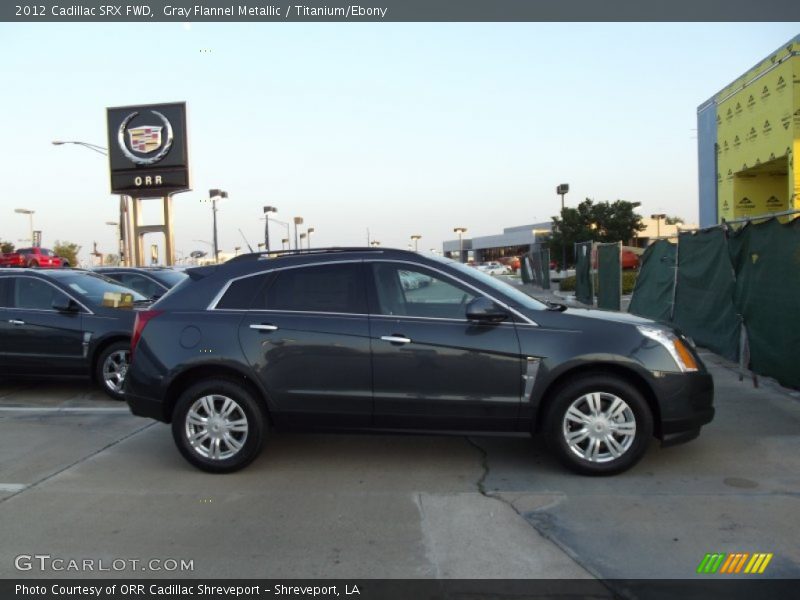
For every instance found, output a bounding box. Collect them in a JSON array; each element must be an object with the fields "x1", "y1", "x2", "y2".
[
  {"x1": 464, "y1": 436, "x2": 490, "y2": 497},
  {"x1": 463, "y1": 436, "x2": 615, "y2": 588}
]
